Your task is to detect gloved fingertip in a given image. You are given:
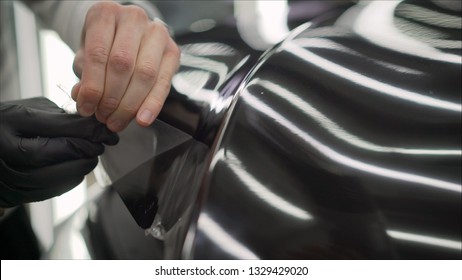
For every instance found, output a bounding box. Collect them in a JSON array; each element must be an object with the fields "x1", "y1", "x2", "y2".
[
  {"x1": 89, "y1": 122, "x2": 120, "y2": 145},
  {"x1": 68, "y1": 138, "x2": 105, "y2": 158},
  {"x1": 103, "y1": 133, "x2": 120, "y2": 146}
]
